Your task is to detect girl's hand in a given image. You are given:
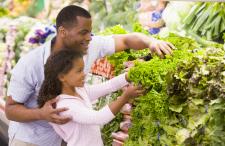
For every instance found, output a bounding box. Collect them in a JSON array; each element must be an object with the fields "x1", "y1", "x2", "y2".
[{"x1": 122, "y1": 84, "x2": 145, "y2": 99}]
